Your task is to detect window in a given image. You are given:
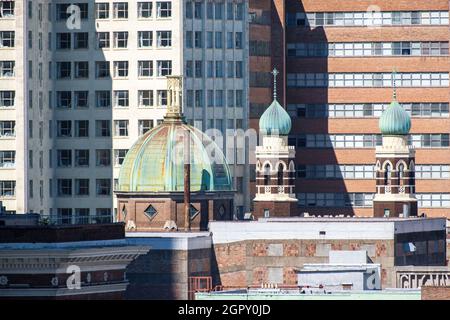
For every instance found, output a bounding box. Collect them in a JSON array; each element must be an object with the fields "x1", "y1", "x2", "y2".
[
  {"x1": 74, "y1": 32, "x2": 88, "y2": 49},
  {"x1": 75, "y1": 149, "x2": 89, "y2": 167},
  {"x1": 0, "y1": 61, "x2": 14, "y2": 77},
  {"x1": 56, "y1": 91, "x2": 71, "y2": 108},
  {"x1": 96, "y1": 179, "x2": 111, "y2": 196},
  {"x1": 195, "y1": 60, "x2": 203, "y2": 77},
  {"x1": 114, "y1": 120, "x2": 129, "y2": 137},
  {"x1": 75, "y1": 179, "x2": 89, "y2": 196},
  {"x1": 185, "y1": 31, "x2": 193, "y2": 48},
  {"x1": 57, "y1": 179, "x2": 72, "y2": 196},
  {"x1": 57, "y1": 120, "x2": 72, "y2": 137},
  {"x1": 0, "y1": 180, "x2": 15, "y2": 197},
  {"x1": 75, "y1": 120, "x2": 89, "y2": 137},
  {"x1": 157, "y1": 60, "x2": 172, "y2": 76},
  {"x1": 157, "y1": 31, "x2": 171, "y2": 47},
  {"x1": 95, "y1": 61, "x2": 110, "y2": 78},
  {"x1": 227, "y1": 61, "x2": 234, "y2": 78},
  {"x1": 215, "y1": 61, "x2": 223, "y2": 77},
  {"x1": 207, "y1": 90, "x2": 214, "y2": 107},
  {"x1": 235, "y1": 61, "x2": 243, "y2": 78},
  {"x1": 138, "y1": 2, "x2": 152, "y2": 18},
  {"x1": 96, "y1": 32, "x2": 110, "y2": 49},
  {"x1": 227, "y1": 32, "x2": 233, "y2": 49},
  {"x1": 157, "y1": 90, "x2": 167, "y2": 106},
  {"x1": 0, "y1": 31, "x2": 14, "y2": 48},
  {"x1": 215, "y1": 3, "x2": 224, "y2": 19},
  {"x1": 113, "y1": 61, "x2": 129, "y2": 77},
  {"x1": 139, "y1": 120, "x2": 154, "y2": 135},
  {"x1": 215, "y1": 32, "x2": 223, "y2": 49},
  {"x1": 138, "y1": 61, "x2": 153, "y2": 77},
  {"x1": 0, "y1": 151, "x2": 15, "y2": 168},
  {"x1": 235, "y1": 3, "x2": 244, "y2": 20},
  {"x1": 215, "y1": 90, "x2": 223, "y2": 107},
  {"x1": 113, "y1": 31, "x2": 128, "y2": 48},
  {"x1": 74, "y1": 61, "x2": 88, "y2": 78},
  {"x1": 156, "y1": 2, "x2": 171, "y2": 18},
  {"x1": 235, "y1": 32, "x2": 243, "y2": 49},
  {"x1": 194, "y1": 31, "x2": 202, "y2": 48},
  {"x1": 186, "y1": 2, "x2": 193, "y2": 19},
  {"x1": 114, "y1": 149, "x2": 128, "y2": 166},
  {"x1": 96, "y1": 91, "x2": 111, "y2": 108},
  {"x1": 185, "y1": 60, "x2": 193, "y2": 78},
  {"x1": 207, "y1": 3, "x2": 213, "y2": 19},
  {"x1": 56, "y1": 62, "x2": 71, "y2": 79},
  {"x1": 113, "y1": 2, "x2": 128, "y2": 19},
  {"x1": 0, "y1": 121, "x2": 15, "y2": 138},
  {"x1": 195, "y1": 90, "x2": 203, "y2": 107},
  {"x1": 96, "y1": 149, "x2": 111, "y2": 166},
  {"x1": 56, "y1": 33, "x2": 71, "y2": 49},
  {"x1": 235, "y1": 90, "x2": 244, "y2": 107},
  {"x1": 138, "y1": 90, "x2": 153, "y2": 107},
  {"x1": 0, "y1": 1, "x2": 15, "y2": 18},
  {"x1": 114, "y1": 90, "x2": 129, "y2": 107},
  {"x1": 227, "y1": 3, "x2": 234, "y2": 20},
  {"x1": 95, "y1": 120, "x2": 110, "y2": 137},
  {"x1": 0, "y1": 91, "x2": 15, "y2": 107},
  {"x1": 57, "y1": 150, "x2": 72, "y2": 167},
  {"x1": 227, "y1": 90, "x2": 234, "y2": 107},
  {"x1": 138, "y1": 31, "x2": 153, "y2": 47},
  {"x1": 194, "y1": 2, "x2": 203, "y2": 19},
  {"x1": 96, "y1": 3, "x2": 109, "y2": 19},
  {"x1": 206, "y1": 32, "x2": 213, "y2": 48}
]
